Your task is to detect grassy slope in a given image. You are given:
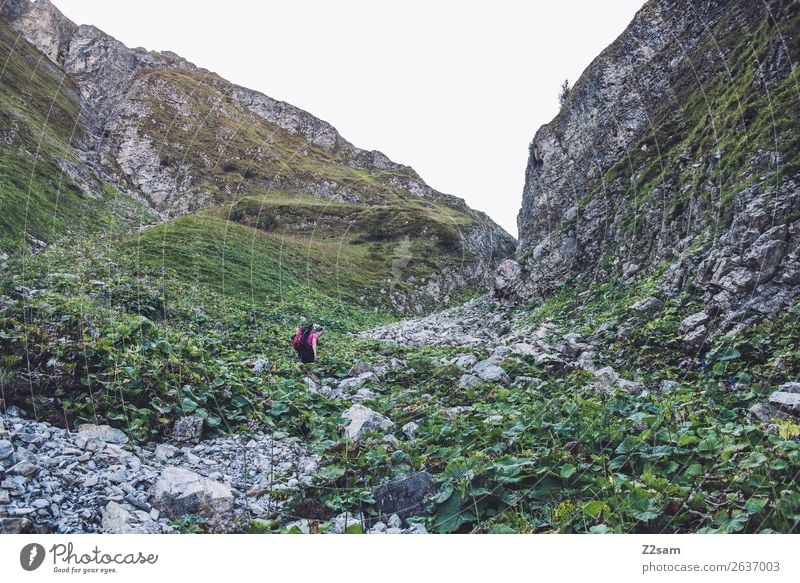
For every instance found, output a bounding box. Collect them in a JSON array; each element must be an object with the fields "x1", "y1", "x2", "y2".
[{"x1": 126, "y1": 67, "x2": 487, "y2": 296}]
